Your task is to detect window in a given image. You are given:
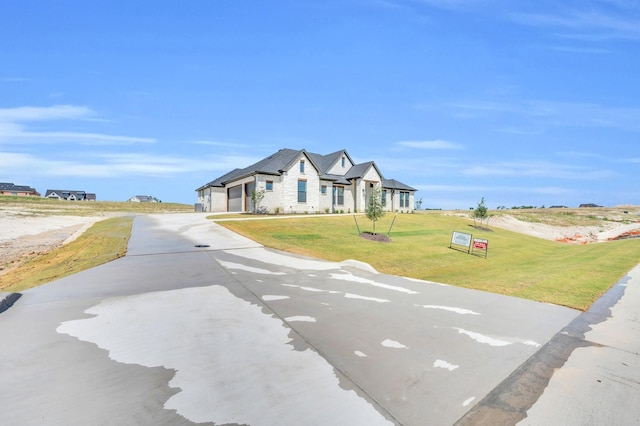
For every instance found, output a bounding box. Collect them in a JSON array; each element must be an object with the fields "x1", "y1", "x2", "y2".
[
  {"x1": 266, "y1": 180, "x2": 273, "y2": 191},
  {"x1": 400, "y1": 191, "x2": 409, "y2": 208},
  {"x1": 298, "y1": 180, "x2": 307, "y2": 202},
  {"x1": 341, "y1": 156, "x2": 345, "y2": 167},
  {"x1": 335, "y1": 186, "x2": 344, "y2": 205},
  {"x1": 299, "y1": 160, "x2": 305, "y2": 173},
  {"x1": 381, "y1": 190, "x2": 386, "y2": 206},
  {"x1": 321, "y1": 185, "x2": 327, "y2": 195}
]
